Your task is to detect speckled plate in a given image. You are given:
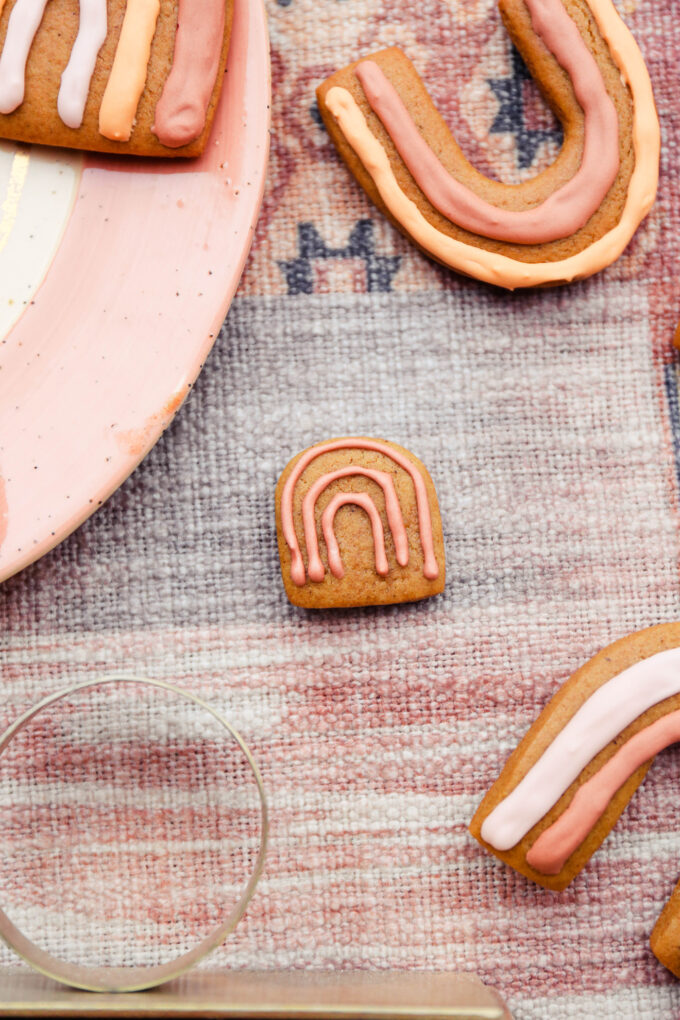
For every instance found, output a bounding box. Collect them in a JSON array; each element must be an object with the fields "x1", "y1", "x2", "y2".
[{"x1": 0, "y1": 0, "x2": 270, "y2": 583}]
